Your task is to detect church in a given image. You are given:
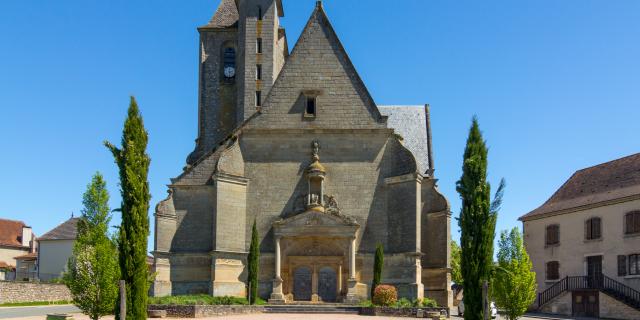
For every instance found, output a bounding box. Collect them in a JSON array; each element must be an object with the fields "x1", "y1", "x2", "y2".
[{"x1": 152, "y1": 0, "x2": 452, "y2": 307}]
